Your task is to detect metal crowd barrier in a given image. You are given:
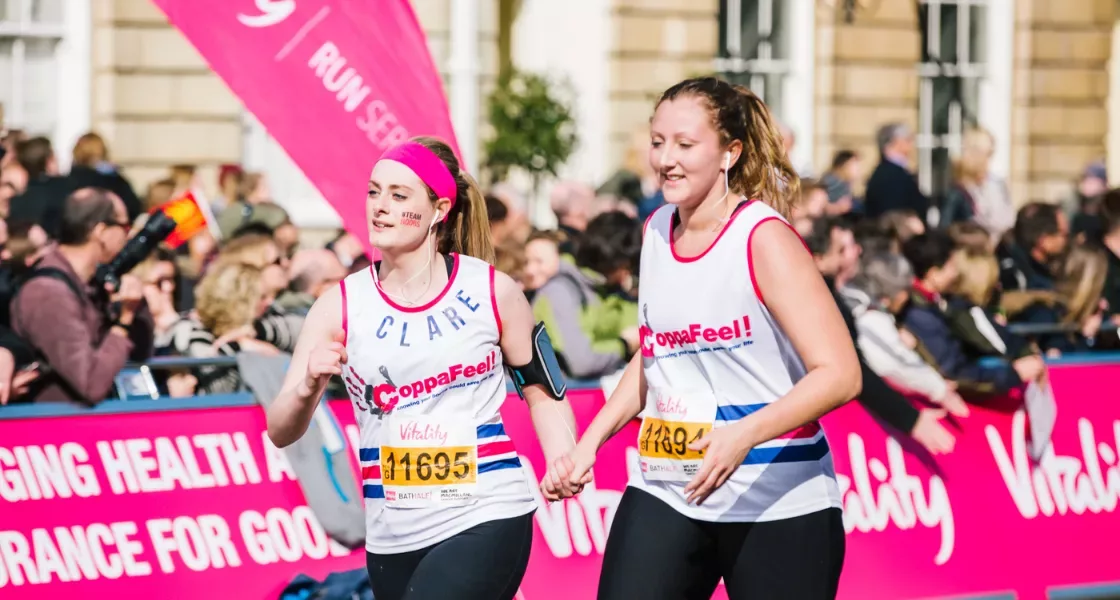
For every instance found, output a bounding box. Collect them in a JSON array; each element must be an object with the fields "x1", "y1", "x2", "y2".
[
  {"x1": 0, "y1": 348, "x2": 1117, "y2": 419},
  {"x1": 1007, "y1": 321, "x2": 1120, "y2": 336}
]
